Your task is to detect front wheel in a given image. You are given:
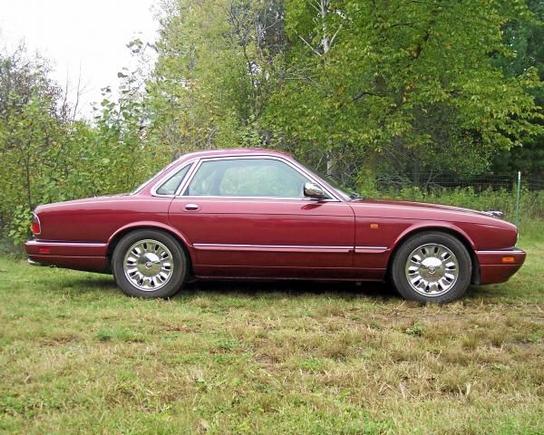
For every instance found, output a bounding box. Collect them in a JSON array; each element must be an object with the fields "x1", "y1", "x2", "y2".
[
  {"x1": 391, "y1": 231, "x2": 472, "y2": 303},
  {"x1": 112, "y1": 229, "x2": 187, "y2": 298}
]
